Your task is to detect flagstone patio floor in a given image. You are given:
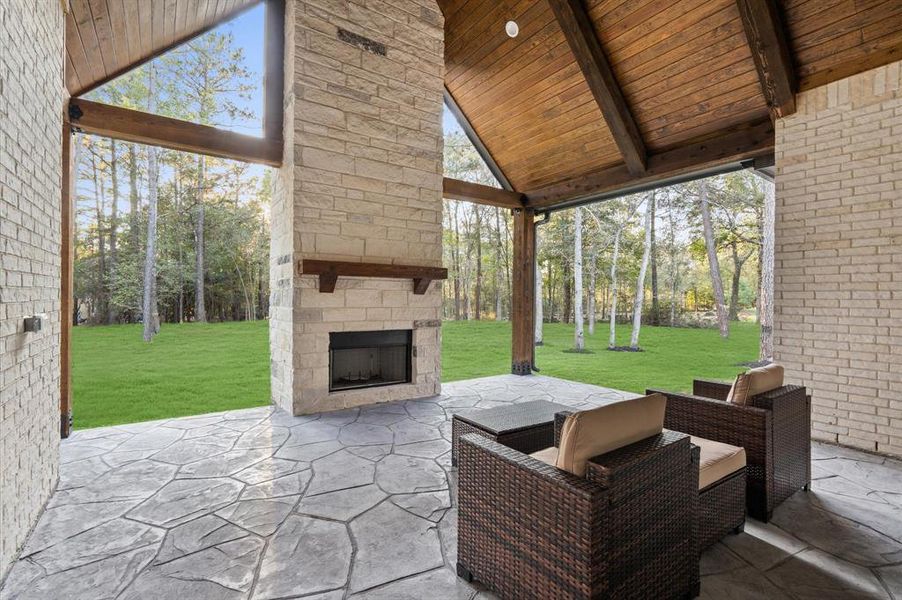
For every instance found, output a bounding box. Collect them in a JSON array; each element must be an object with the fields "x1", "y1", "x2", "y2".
[{"x1": 1, "y1": 374, "x2": 901, "y2": 599}]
